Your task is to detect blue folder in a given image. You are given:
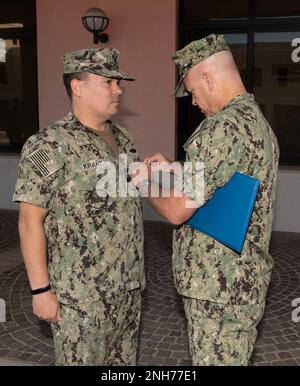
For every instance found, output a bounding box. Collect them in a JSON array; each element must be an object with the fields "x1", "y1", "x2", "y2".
[{"x1": 186, "y1": 172, "x2": 260, "y2": 253}]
